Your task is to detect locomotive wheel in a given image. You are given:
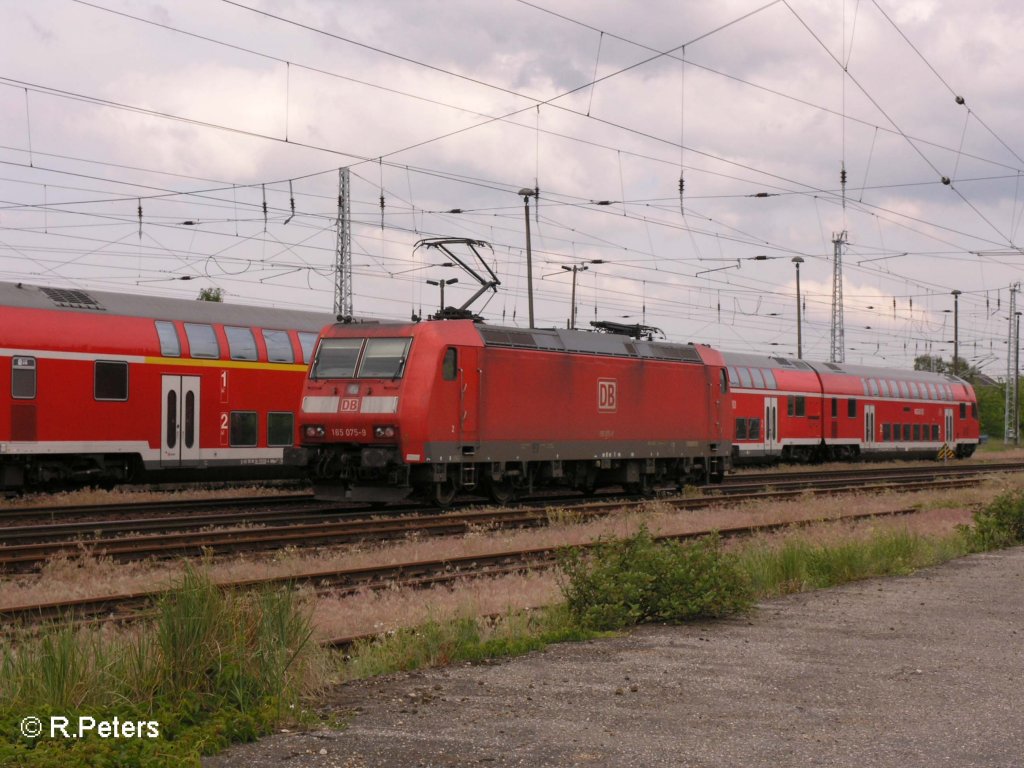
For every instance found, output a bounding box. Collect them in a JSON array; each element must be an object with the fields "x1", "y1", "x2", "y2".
[
  {"x1": 484, "y1": 478, "x2": 516, "y2": 505},
  {"x1": 433, "y1": 480, "x2": 457, "y2": 507}
]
